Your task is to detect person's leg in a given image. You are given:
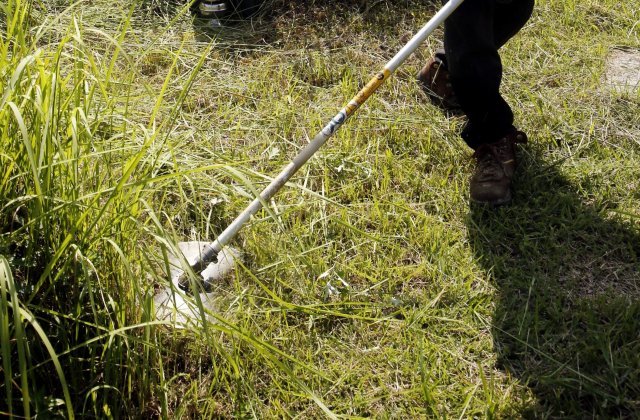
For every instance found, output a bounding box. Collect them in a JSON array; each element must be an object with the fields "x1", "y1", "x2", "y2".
[
  {"x1": 416, "y1": 0, "x2": 534, "y2": 204},
  {"x1": 418, "y1": 0, "x2": 535, "y2": 116},
  {"x1": 443, "y1": 0, "x2": 513, "y2": 149},
  {"x1": 494, "y1": 0, "x2": 536, "y2": 49},
  {"x1": 442, "y1": 0, "x2": 534, "y2": 205}
]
